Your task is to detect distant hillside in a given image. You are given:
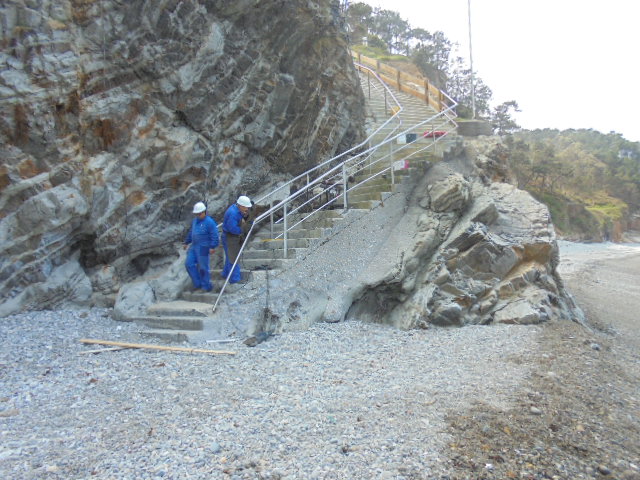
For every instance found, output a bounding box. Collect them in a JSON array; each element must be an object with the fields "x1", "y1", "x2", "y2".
[{"x1": 505, "y1": 129, "x2": 640, "y2": 241}]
